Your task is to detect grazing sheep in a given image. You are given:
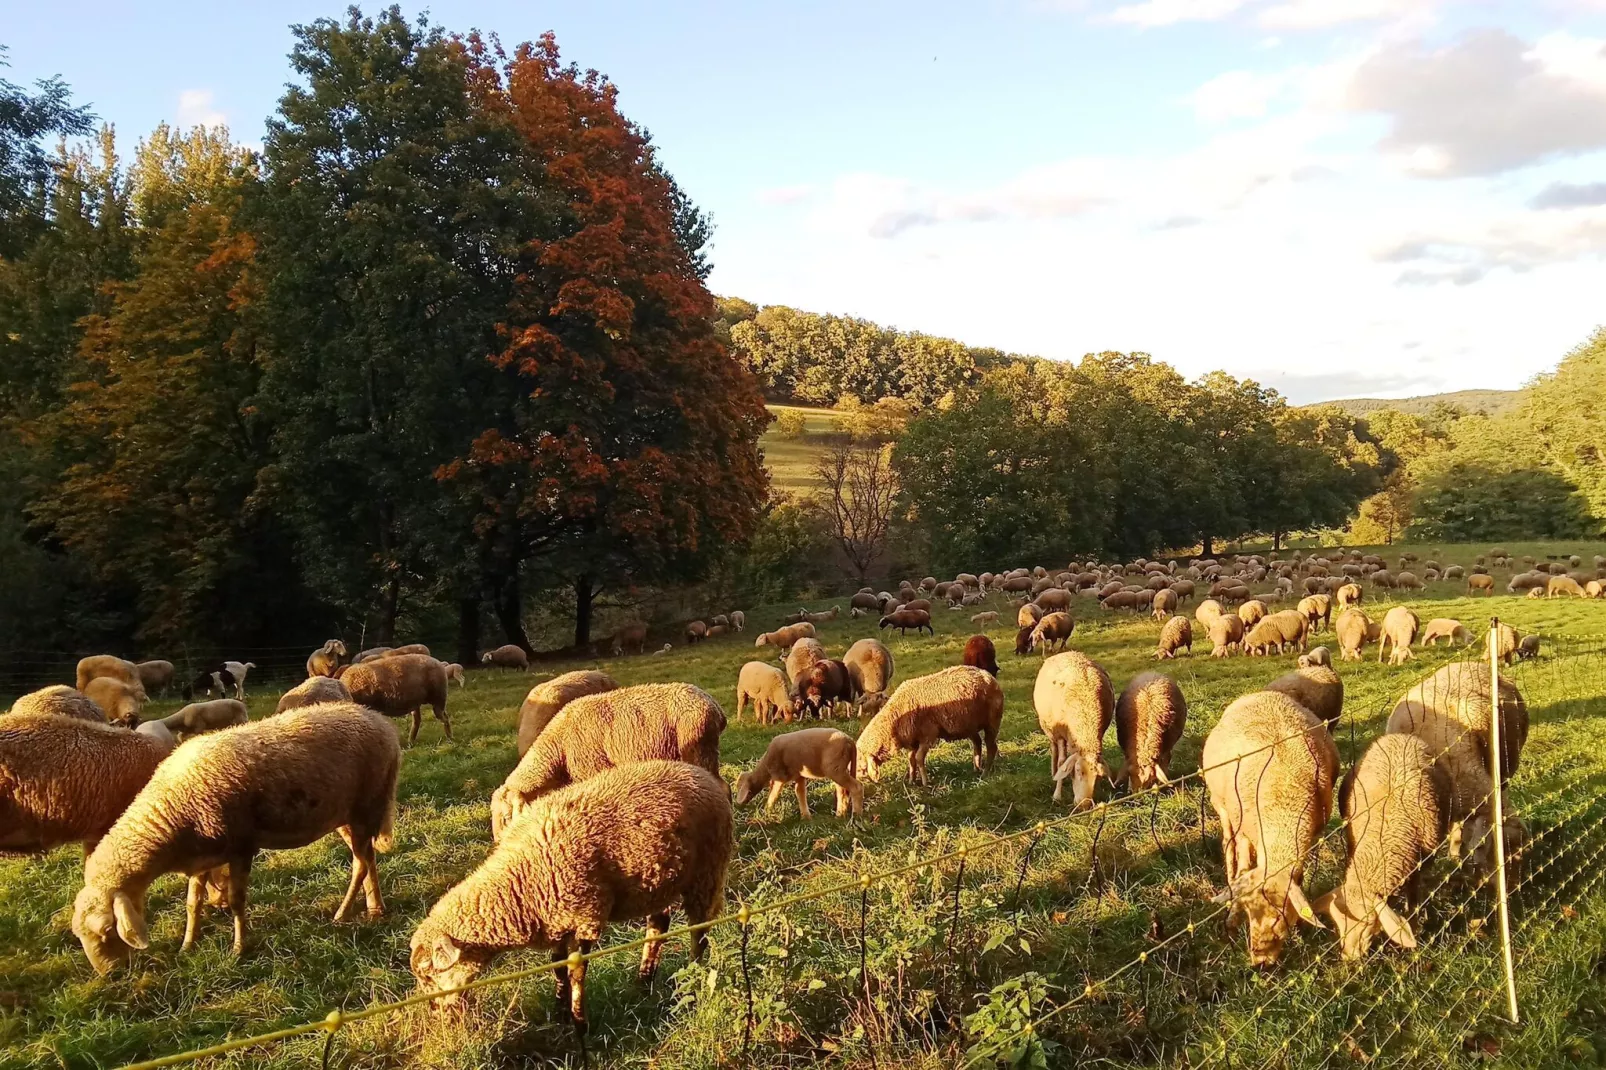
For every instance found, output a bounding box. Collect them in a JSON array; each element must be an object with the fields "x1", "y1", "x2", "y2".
[
  {"x1": 490, "y1": 683, "x2": 725, "y2": 840},
  {"x1": 1444, "y1": 565, "x2": 1465, "y2": 580},
  {"x1": 160, "y1": 700, "x2": 249, "y2": 739},
  {"x1": 306, "y1": 640, "x2": 348, "y2": 679},
  {"x1": 685, "y1": 620, "x2": 708, "y2": 644},
  {"x1": 855, "y1": 666, "x2": 1003, "y2": 785},
  {"x1": 1317, "y1": 735, "x2": 1449, "y2": 960},
  {"x1": 1035, "y1": 588, "x2": 1072, "y2": 613},
  {"x1": 785, "y1": 637, "x2": 827, "y2": 688},
  {"x1": 1241, "y1": 617, "x2": 1285, "y2": 656},
  {"x1": 0, "y1": 714, "x2": 175, "y2": 856},
  {"x1": 1396, "y1": 571, "x2": 1423, "y2": 591},
  {"x1": 879, "y1": 609, "x2": 933, "y2": 636},
  {"x1": 1113, "y1": 671, "x2": 1186, "y2": 792},
  {"x1": 1547, "y1": 575, "x2": 1586, "y2": 598},
  {"x1": 1490, "y1": 622, "x2": 1518, "y2": 664},
  {"x1": 800, "y1": 659, "x2": 854, "y2": 718},
  {"x1": 1517, "y1": 634, "x2": 1541, "y2": 660},
  {"x1": 481, "y1": 644, "x2": 530, "y2": 671},
  {"x1": 1265, "y1": 610, "x2": 1311, "y2": 653},
  {"x1": 1029, "y1": 611, "x2": 1075, "y2": 655},
  {"x1": 1203, "y1": 691, "x2": 1337, "y2": 966},
  {"x1": 83, "y1": 678, "x2": 143, "y2": 727},
  {"x1": 962, "y1": 634, "x2": 1001, "y2": 676},
  {"x1": 186, "y1": 667, "x2": 236, "y2": 701},
  {"x1": 443, "y1": 663, "x2": 466, "y2": 688},
  {"x1": 410, "y1": 762, "x2": 729, "y2": 1032},
  {"x1": 518, "y1": 671, "x2": 620, "y2": 756},
  {"x1": 843, "y1": 638, "x2": 895, "y2": 709},
  {"x1": 1263, "y1": 665, "x2": 1344, "y2": 732},
  {"x1": 385, "y1": 644, "x2": 431, "y2": 659},
  {"x1": 275, "y1": 676, "x2": 352, "y2": 715},
  {"x1": 1238, "y1": 600, "x2": 1268, "y2": 629},
  {"x1": 754, "y1": 623, "x2": 816, "y2": 651},
  {"x1": 1033, "y1": 651, "x2": 1114, "y2": 808},
  {"x1": 1100, "y1": 590, "x2": 1142, "y2": 611},
  {"x1": 135, "y1": 660, "x2": 174, "y2": 697},
  {"x1": 735, "y1": 728, "x2": 862, "y2": 818},
  {"x1": 1334, "y1": 583, "x2": 1363, "y2": 611},
  {"x1": 5, "y1": 685, "x2": 106, "y2": 722},
  {"x1": 1208, "y1": 614, "x2": 1245, "y2": 657},
  {"x1": 902, "y1": 598, "x2": 933, "y2": 614},
  {"x1": 343, "y1": 654, "x2": 451, "y2": 745},
  {"x1": 1378, "y1": 606, "x2": 1419, "y2": 666},
  {"x1": 736, "y1": 661, "x2": 797, "y2": 725},
  {"x1": 1297, "y1": 595, "x2": 1332, "y2": 633},
  {"x1": 1151, "y1": 588, "x2": 1179, "y2": 619},
  {"x1": 71, "y1": 704, "x2": 399, "y2": 971},
  {"x1": 851, "y1": 592, "x2": 881, "y2": 613},
  {"x1": 75, "y1": 656, "x2": 146, "y2": 700},
  {"x1": 1195, "y1": 599, "x2": 1224, "y2": 629},
  {"x1": 731, "y1": 610, "x2": 747, "y2": 632},
  {"x1": 1421, "y1": 618, "x2": 1471, "y2": 647},
  {"x1": 970, "y1": 610, "x2": 1000, "y2": 627},
  {"x1": 1586, "y1": 580, "x2": 1604, "y2": 599},
  {"x1": 1155, "y1": 615, "x2": 1194, "y2": 659},
  {"x1": 1335, "y1": 608, "x2": 1373, "y2": 661},
  {"x1": 1298, "y1": 646, "x2": 1332, "y2": 669},
  {"x1": 610, "y1": 621, "x2": 649, "y2": 656}
]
